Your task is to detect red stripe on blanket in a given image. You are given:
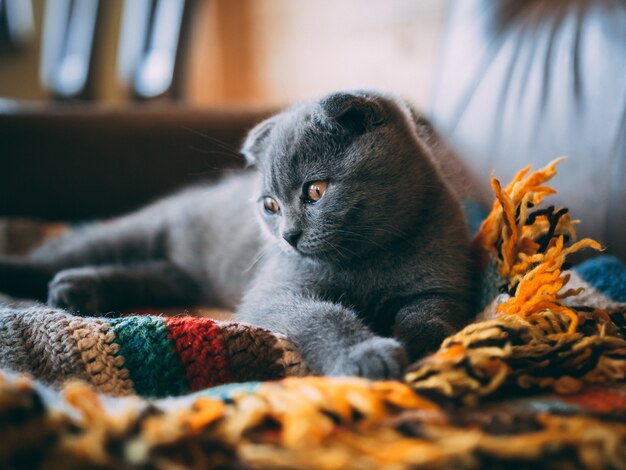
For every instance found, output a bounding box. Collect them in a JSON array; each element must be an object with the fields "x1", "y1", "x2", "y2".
[
  {"x1": 558, "y1": 386, "x2": 626, "y2": 413},
  {"x1": 165, "y1": 317, "x2": 230, "y2": 391}
]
